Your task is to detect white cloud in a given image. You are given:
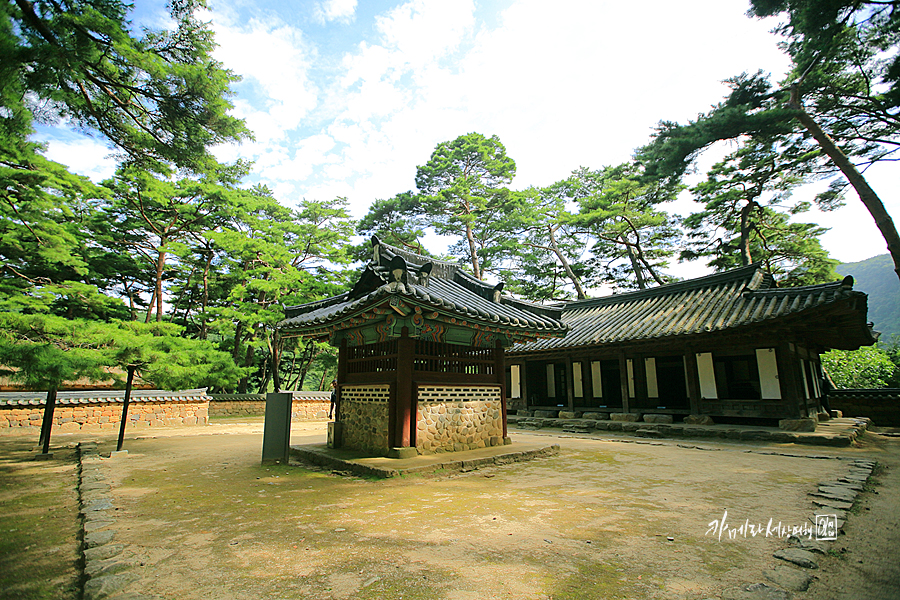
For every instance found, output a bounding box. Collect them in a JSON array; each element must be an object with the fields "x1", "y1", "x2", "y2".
[
  {"x1": 314, "y1": 0, "x2": 358, "y2": 24},
  {"x1": 373, "y1": 0, "x2": 475, "y2": 67},
  {"x1": 40, "y1": 136, "x2": 117, "y2": 182},
  {"x1": 211, "y1": 16, "x2": 319, "y2": 139}
]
